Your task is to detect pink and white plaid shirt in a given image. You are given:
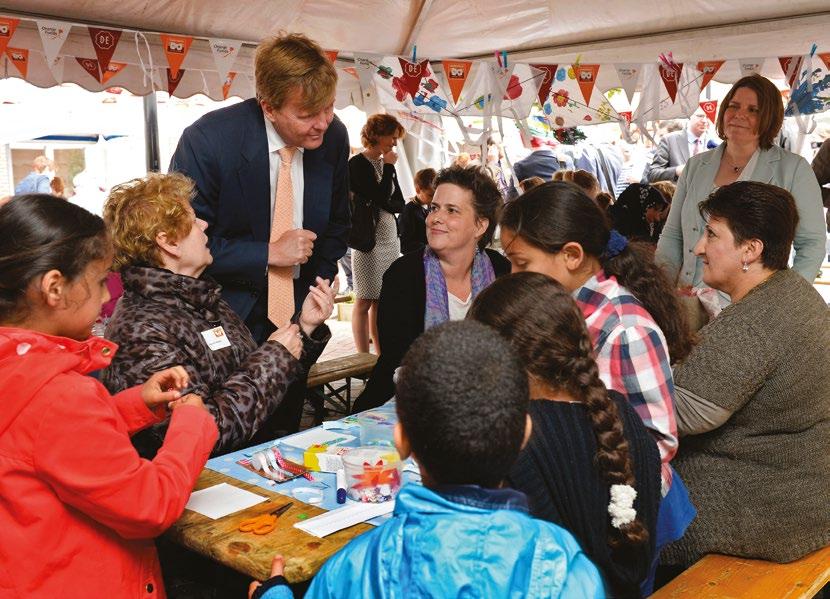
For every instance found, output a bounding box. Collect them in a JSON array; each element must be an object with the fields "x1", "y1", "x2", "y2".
[{"x1": 574, "y1": 270, "x2": 678, "y2": 493}]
